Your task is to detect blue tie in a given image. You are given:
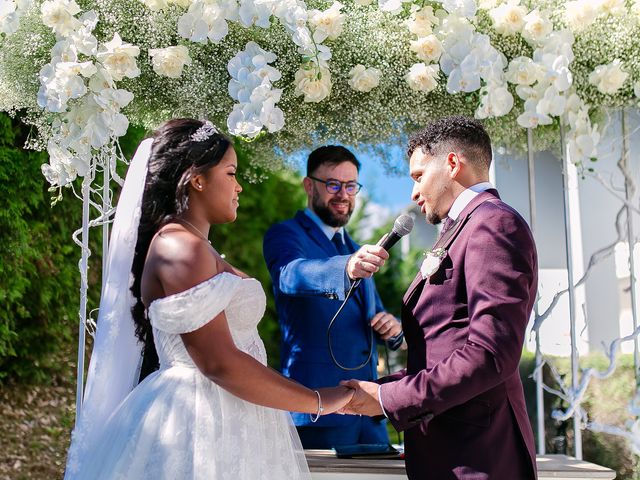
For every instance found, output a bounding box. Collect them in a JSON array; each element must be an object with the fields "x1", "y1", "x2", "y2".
[{"x1": 332, "y1": 232, "x2": 350, "y2": 256}]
